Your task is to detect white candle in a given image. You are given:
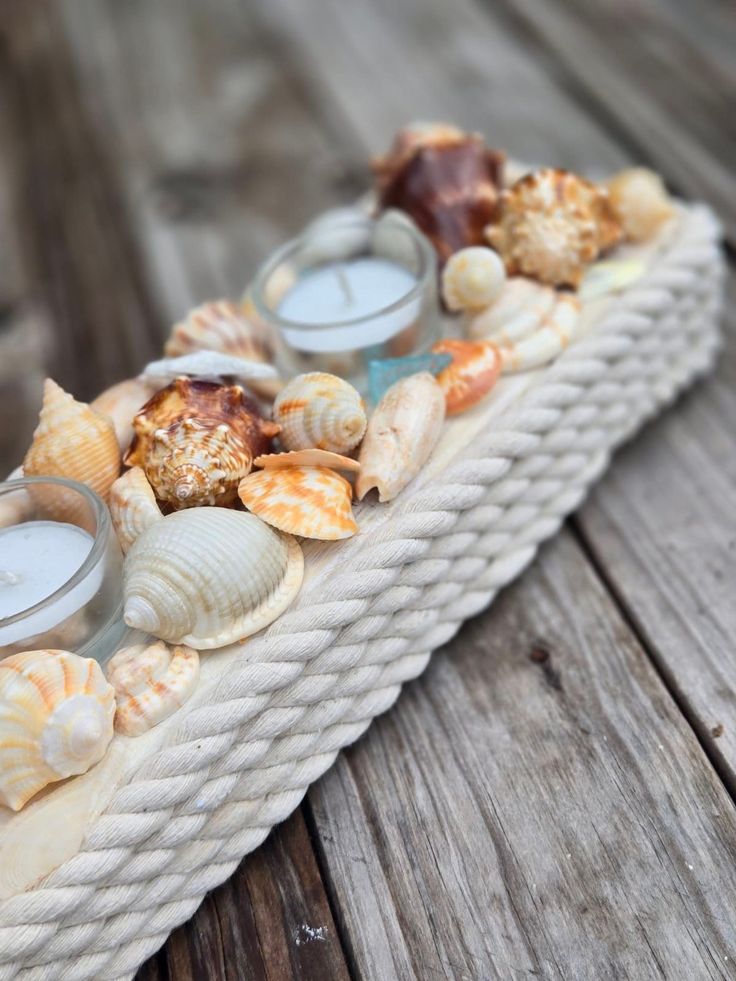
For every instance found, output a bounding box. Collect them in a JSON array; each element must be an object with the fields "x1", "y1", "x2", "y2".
[
  {"x1": 0, "y1": 522, "x2": 103, "y2": 645},
  {"x1": 277, "y1": 257, "x2": 420, "y2": 352}
]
